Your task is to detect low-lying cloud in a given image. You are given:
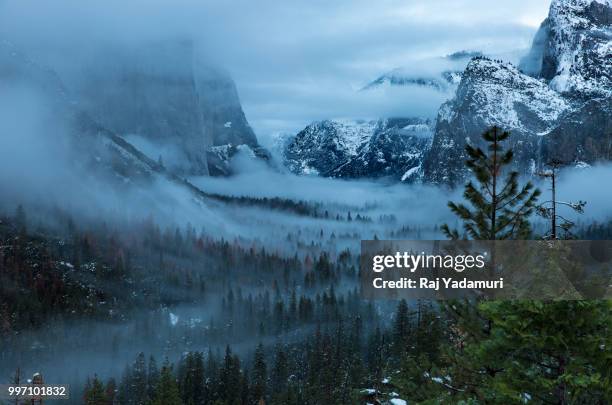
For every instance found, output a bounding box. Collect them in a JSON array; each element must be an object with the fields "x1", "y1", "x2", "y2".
[{"x1": 0, "y1": 0, "x2": 550, "y2": 140}]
